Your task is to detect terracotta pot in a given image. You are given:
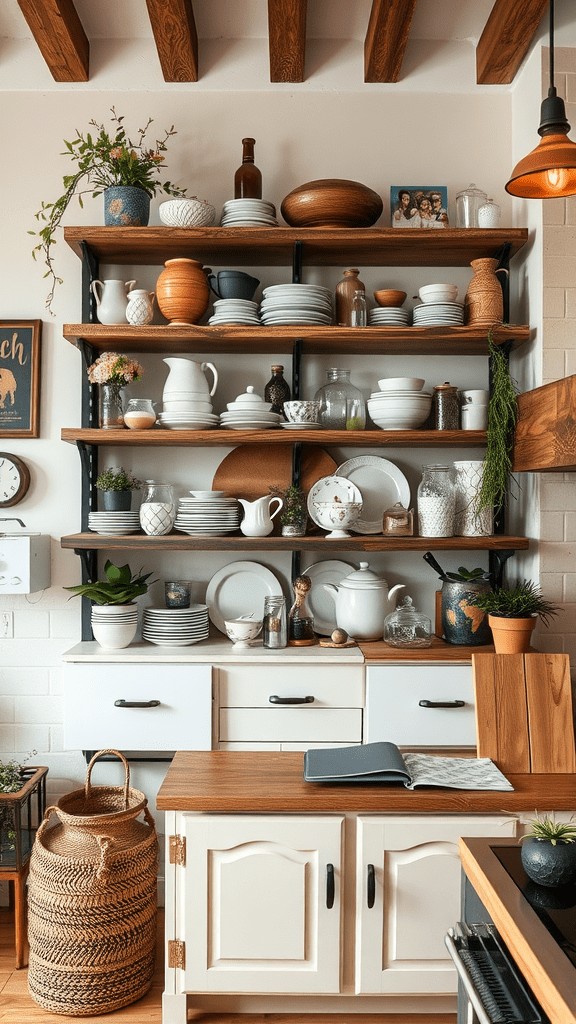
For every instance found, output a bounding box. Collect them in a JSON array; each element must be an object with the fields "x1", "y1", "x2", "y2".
[
  {"x1": 464, "y1": 257, "x2": 506, "y2": 327},
  {"x1": 488, "y1": 613, "x2": 536, "y2": 653},
  {"x1": 156, "y1": 258, "x2": 210, "y2": 325}
]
